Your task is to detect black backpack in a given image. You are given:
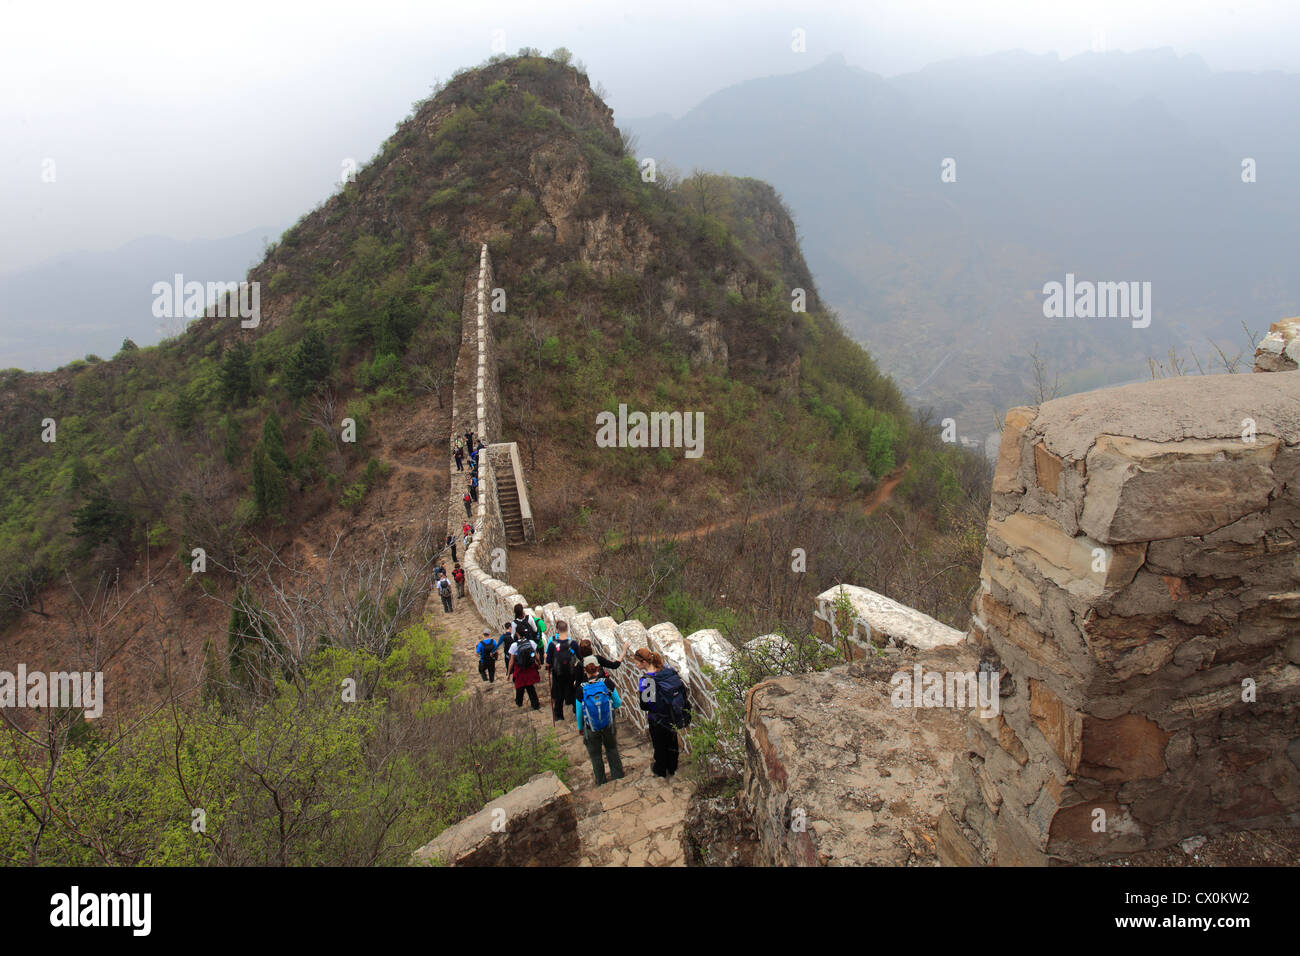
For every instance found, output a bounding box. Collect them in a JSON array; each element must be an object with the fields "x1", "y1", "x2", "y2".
[
  {"x1": 552, "y1": 639, "x2": 576, "y2": 680},
  {"x1": 654, "y1": 671, "x2": 693, "y2": 729},
  {"x1": 515, "y1": 639, "x2": 536, "y2": 670},
  {"x1": 514, "y1": 617, "x2": 538, "y2": 643}
]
